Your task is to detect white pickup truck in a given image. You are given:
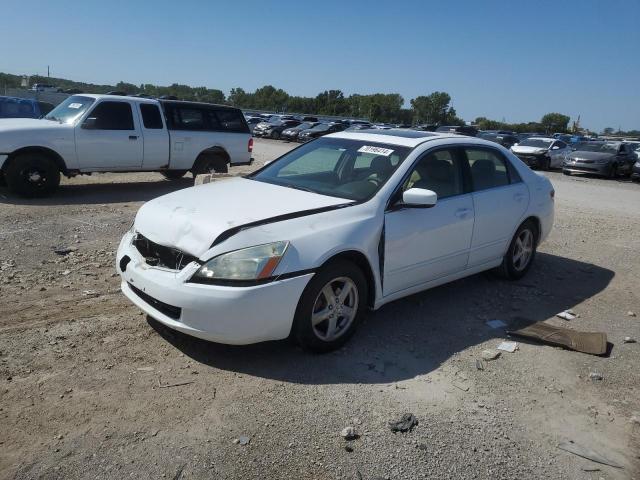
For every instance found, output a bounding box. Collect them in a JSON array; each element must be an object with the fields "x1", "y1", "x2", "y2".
[{"x1": 0, "y1": 94, "x2": 254, "y2": 197}]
